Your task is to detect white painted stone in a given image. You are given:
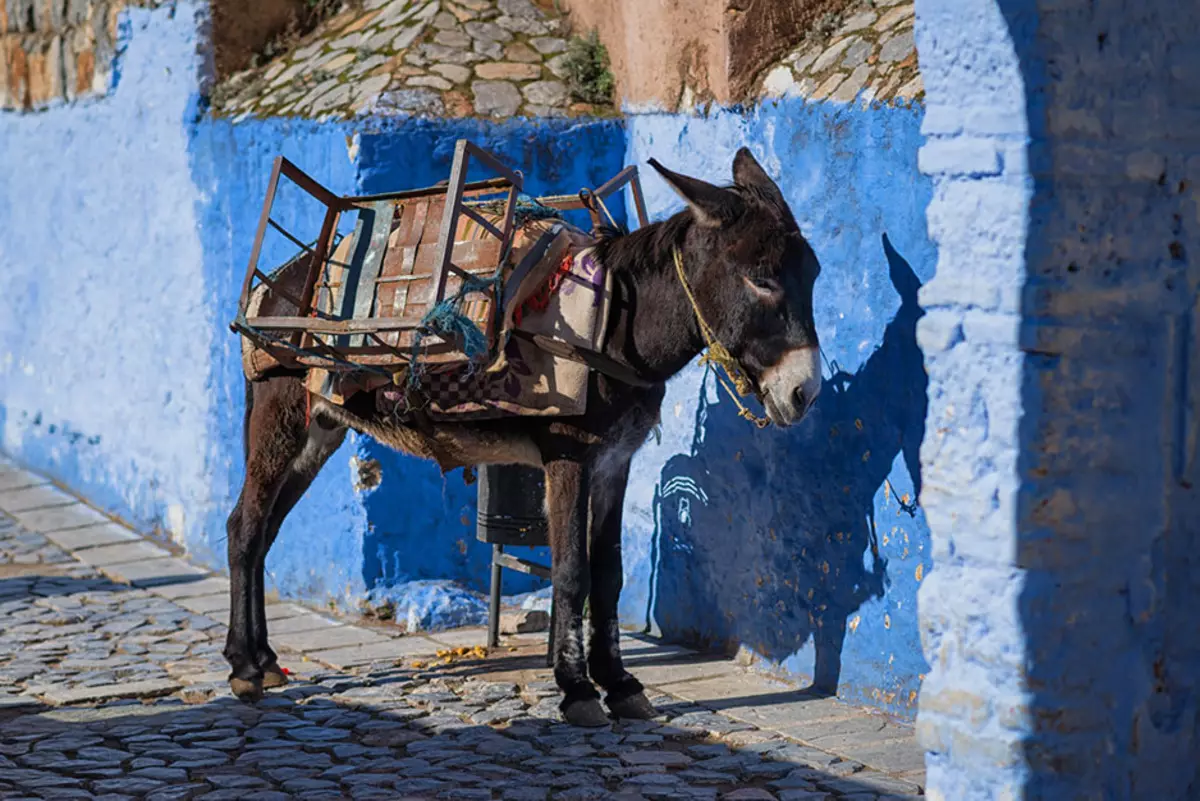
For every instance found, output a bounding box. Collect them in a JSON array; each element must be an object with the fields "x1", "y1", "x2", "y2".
[
  {"x1": 895, "y1": 73, "x2": 923, "y2": 100},
  {"x1": 762, "y1": 65, "x2": 797, "y2": 98}
]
